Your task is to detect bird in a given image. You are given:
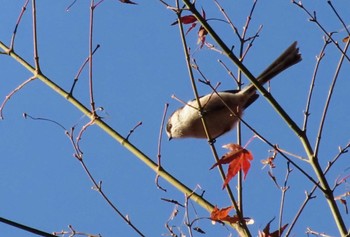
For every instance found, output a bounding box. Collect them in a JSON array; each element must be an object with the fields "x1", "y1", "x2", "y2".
[{"x1": 166, "y1": 41, "x2": 302, "y2": 140}]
